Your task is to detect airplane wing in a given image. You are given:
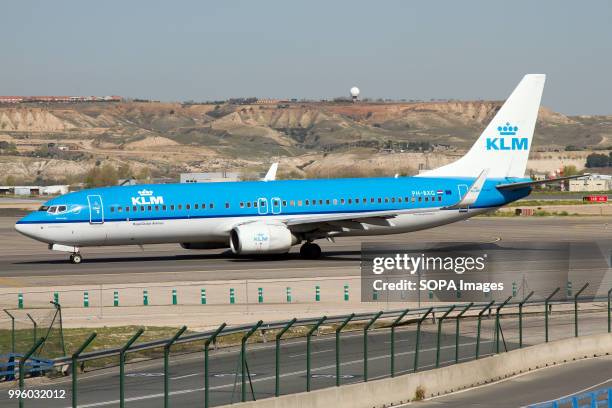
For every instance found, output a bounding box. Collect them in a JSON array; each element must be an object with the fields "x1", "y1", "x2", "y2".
[
  {"x1": 262, "y1": 163, "x2": 278, "y2": 181},
  {"x1": 495, "y1": 174, "x2": 589, "y2": 191},
  {"x1": 283, "y1": 170, "x2": 488, "y2": 232}
]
